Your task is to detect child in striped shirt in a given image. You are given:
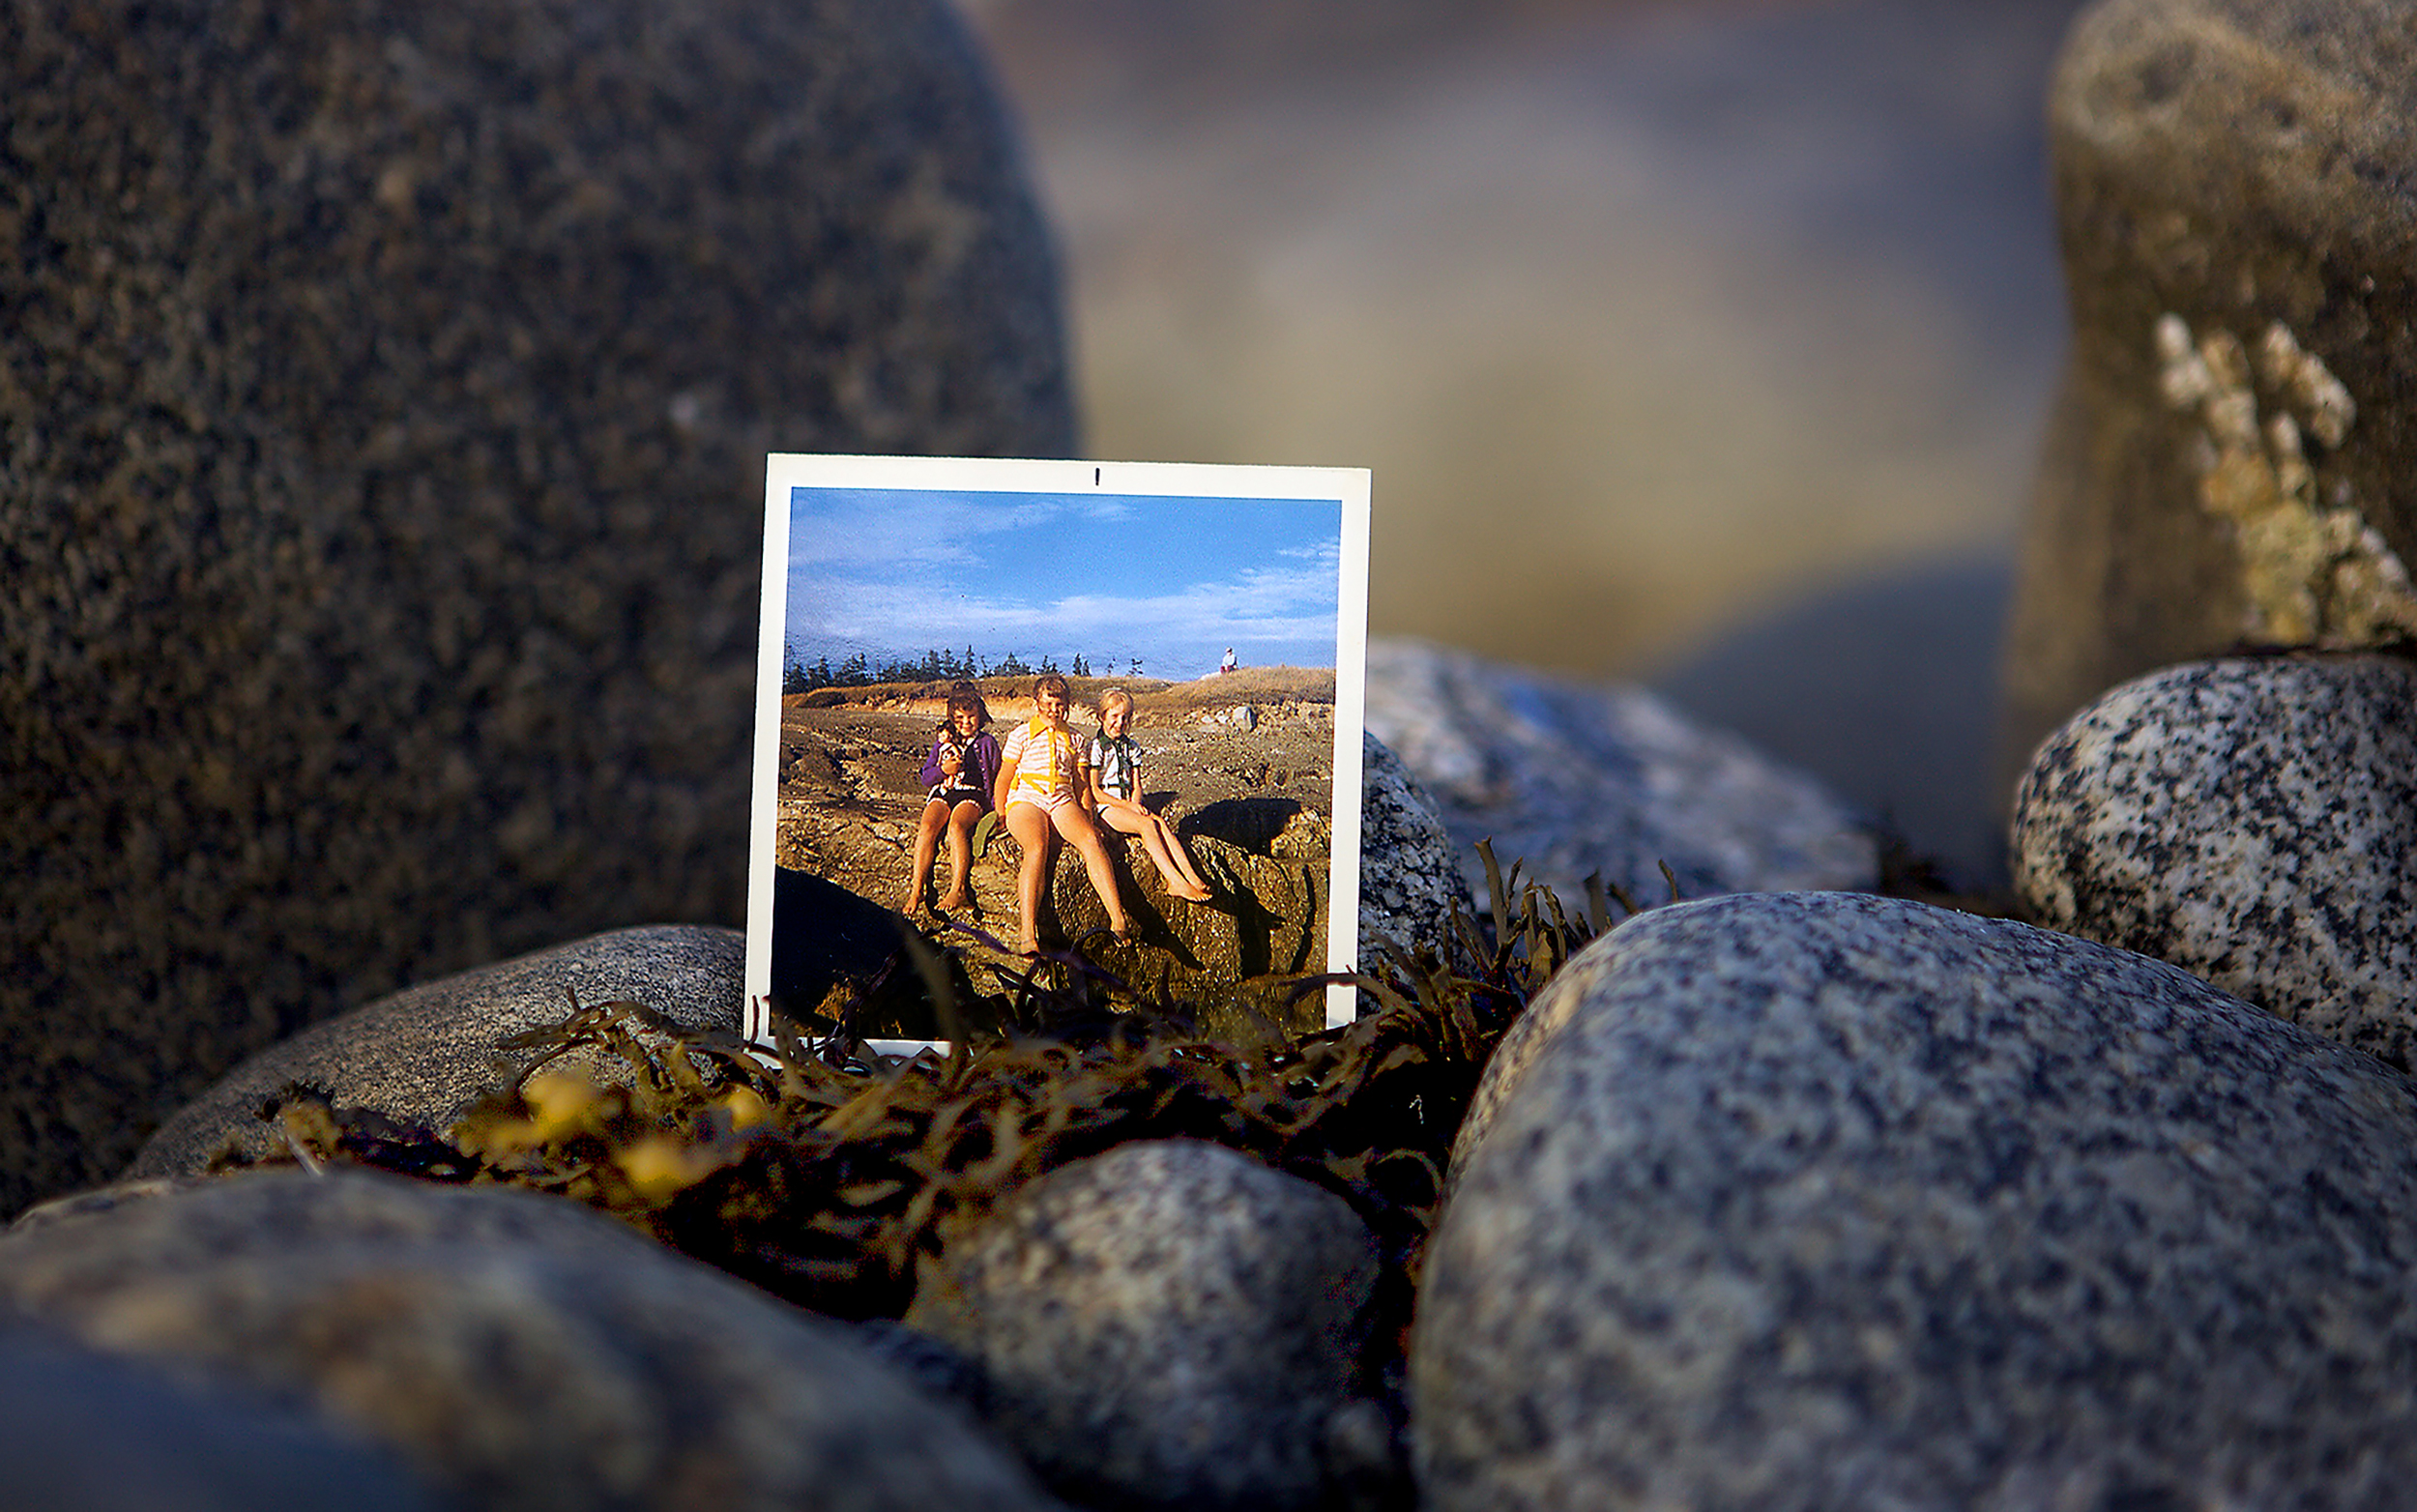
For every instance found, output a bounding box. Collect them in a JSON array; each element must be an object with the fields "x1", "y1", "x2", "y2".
[{"x1": 994, "y1": 673, "x2": 1131, "y2": 955}]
